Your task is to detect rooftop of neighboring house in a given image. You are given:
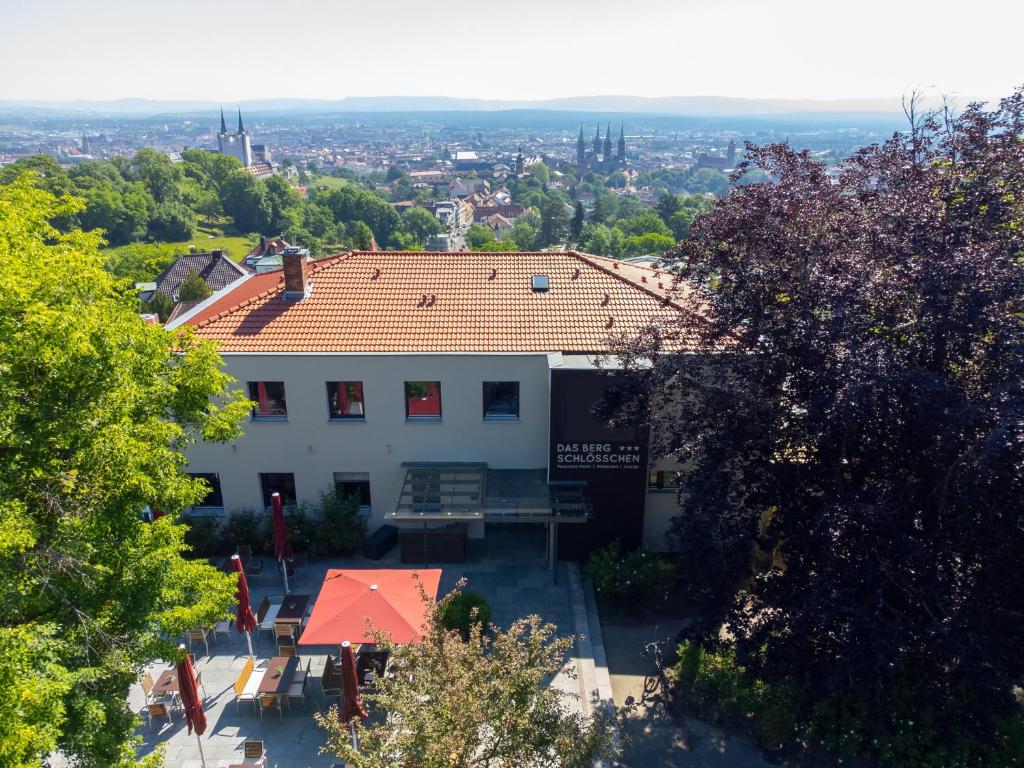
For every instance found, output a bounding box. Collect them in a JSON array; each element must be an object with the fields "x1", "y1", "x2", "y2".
[
  {"x1": 172, "y1": 250, "x2": 705, "y2": 354},
  {"x1": 153, "y1": 250, "x2": 249, "y2": 299}
]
